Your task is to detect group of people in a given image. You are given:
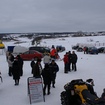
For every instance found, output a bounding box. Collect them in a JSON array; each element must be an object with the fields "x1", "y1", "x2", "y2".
[
  {"x1": 30, "y1": 49, "x2": 78, "y2": 95},
  {"x1": 1, "y1": 49, "x2": 105, "y2": 100},
  {"x1": 48, "y1": 44, "x2": 78, "y2": 74},
  {"x1": 30, "y1": 58, "x2": 59, "y2": 95},
  {"x1": 6, "y1": 52, "x2": 24, "y2": 85},
  {"x1": 63, "y1": 51, "x2": 78, "y2": 73}
]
